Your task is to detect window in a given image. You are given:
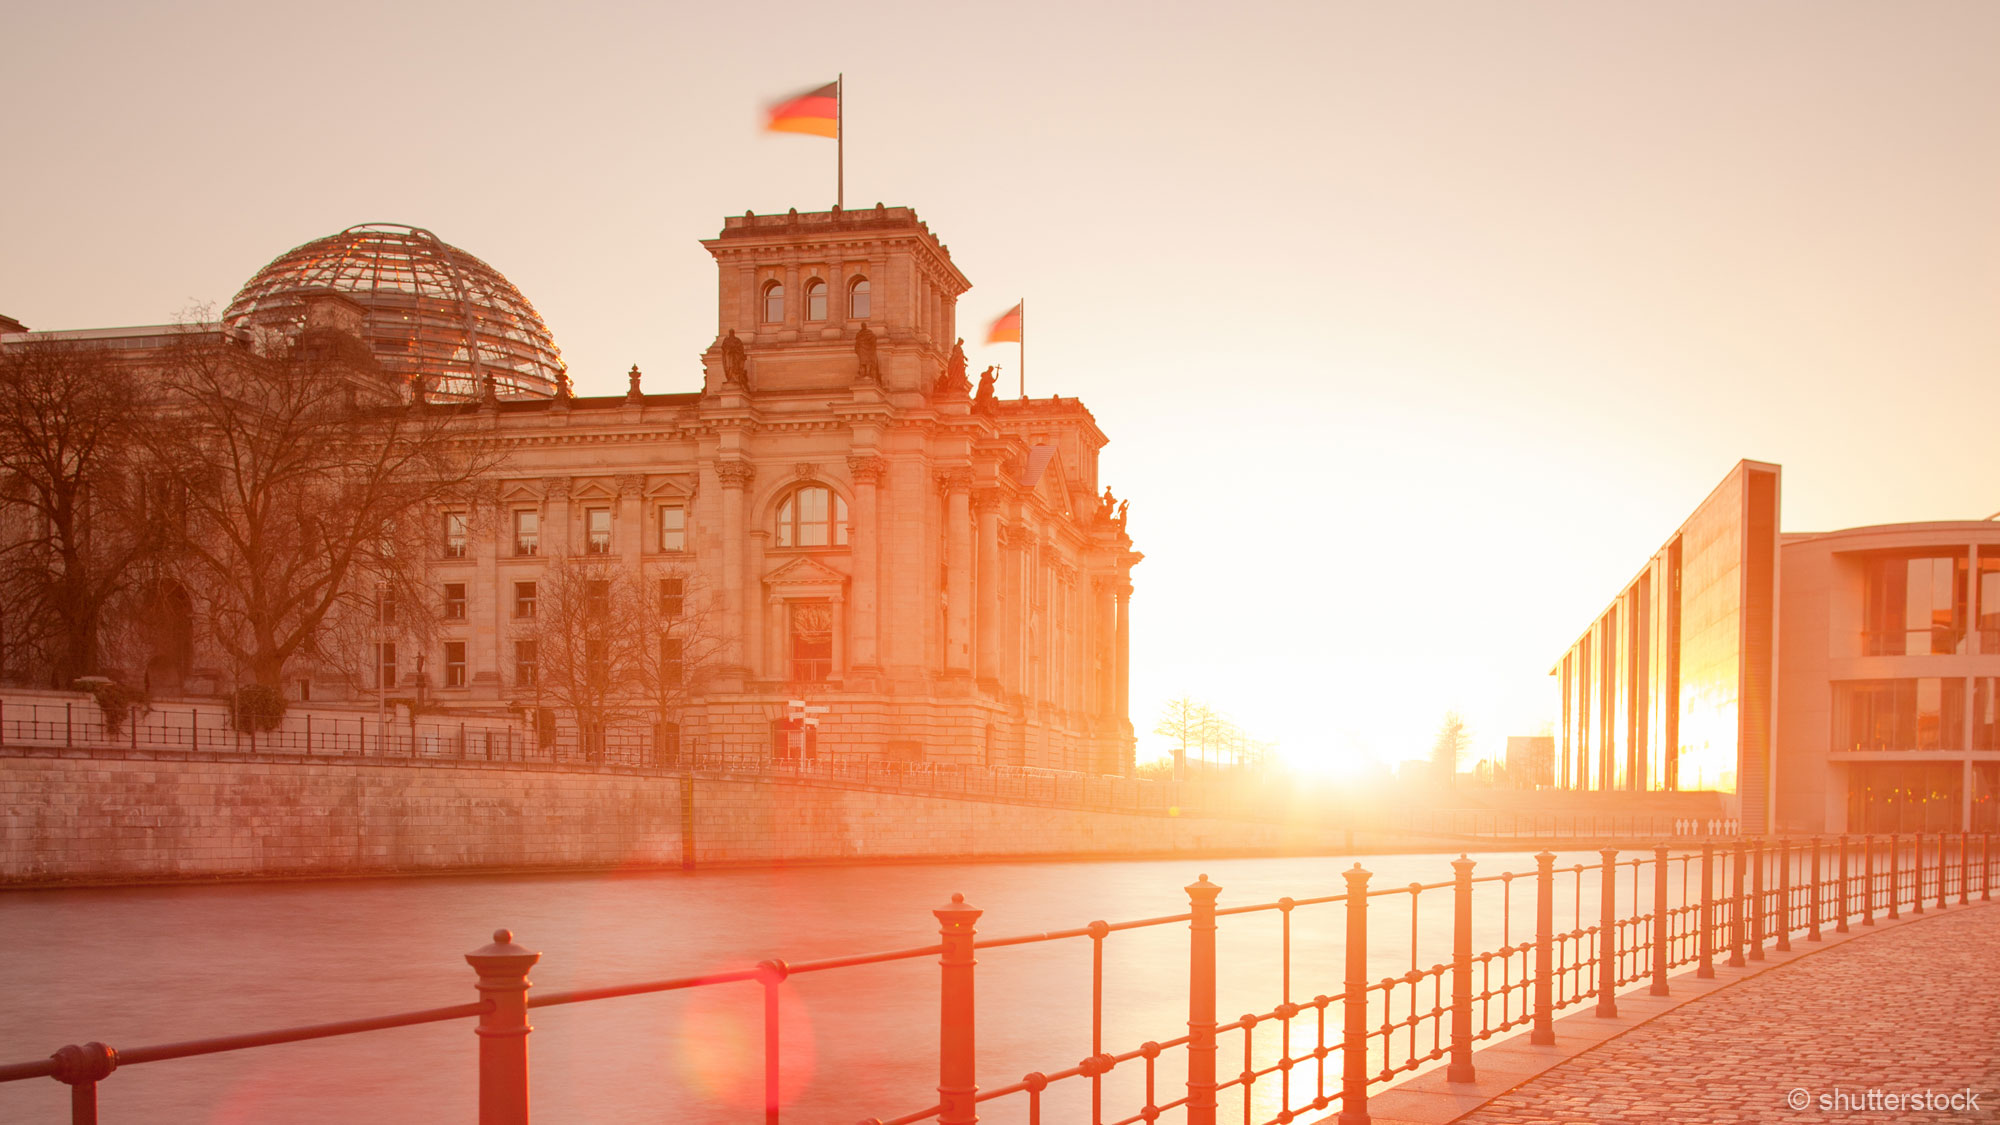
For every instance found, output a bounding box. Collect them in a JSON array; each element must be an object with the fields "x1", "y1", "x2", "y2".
[
  {"x1": 659, "y1": 576, "x2": 685, "y2": 618},
  {"x1": 1863, "y1": 554, "x2": 1967, "y2": 655},
  {"x1": 376, "y1": 642, "x2": 397, "y2": 690},
  {"x1": 776, "y1": 485, "x2": 848, "y2": 547},
  {"x1": 789, "y1": 600, "x2": 833, "y2": 682},
  {"x1": 443, "y1": 511, "x2": 468, "y2": 557},
  {"x1": 514, "y1": 509, "x2": 540, "y2": 556},
  {"x1": 585, "y1": 507, "x2": 612, "y2": 554},
  {"x1": 1977, "y1": 679, "x2": 2000, "y2": 752},
  {"x1": 805, "y1": 279, "x2": 827, "y2": 321},
  {"x1": 378, "y1": 587, "x2": 397, "y2": 626},
  {"x1": 444, "y1": 642, "x2": 466, "y2": 688},
  {"x1": 514, "y1": 640, "x2": 538, "y2": 687},
  {"x1": 513, "y1": 581, "x2": 537, "y2": 618},
  {"x1": 586, "y1": 579, "x2": 610, "y2": 617},
  {"x1": 658, "y1": 504, "x2": 686, "y2": 552},
  {"x1": 848, "y1": 277, "x2": 870, "y2": 319},
  {"x1": 762, "y1": 281, "x2": 784, "y2": 323},
  {"x1": 662, "y1": 637, "x2": 684, "y2": 686},
  {"x1": 1833, "y1": 678, "x2": 1965, "y2": 752},
  {"x1": 443, "y1": 583, "x2": 466, "y2": 620}
]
